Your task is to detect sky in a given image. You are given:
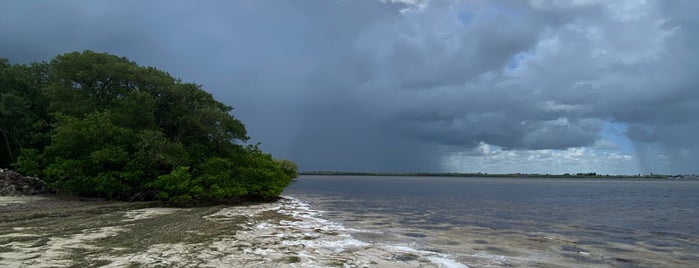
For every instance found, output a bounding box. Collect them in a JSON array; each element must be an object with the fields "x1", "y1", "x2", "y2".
[{"x1": 1, "y1": 0, "x2": 697, "y2": 175}]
